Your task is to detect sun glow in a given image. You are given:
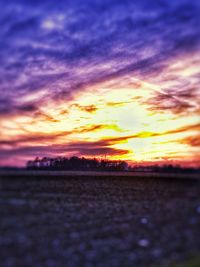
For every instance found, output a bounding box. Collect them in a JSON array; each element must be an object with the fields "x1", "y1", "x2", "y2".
[{"x1": 1, "y1": 75, "x2": 199, "y2": 167}]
